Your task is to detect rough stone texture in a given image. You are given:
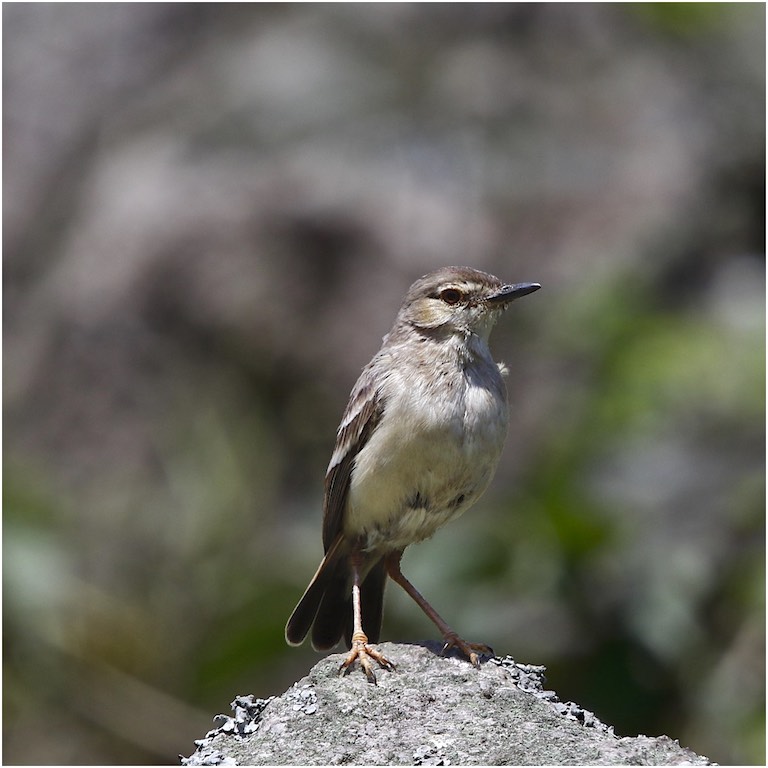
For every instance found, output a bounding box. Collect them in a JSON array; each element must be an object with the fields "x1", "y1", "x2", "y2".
[{"x1": 182, "y1": 643, "x2": 711, "y2": 766}]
